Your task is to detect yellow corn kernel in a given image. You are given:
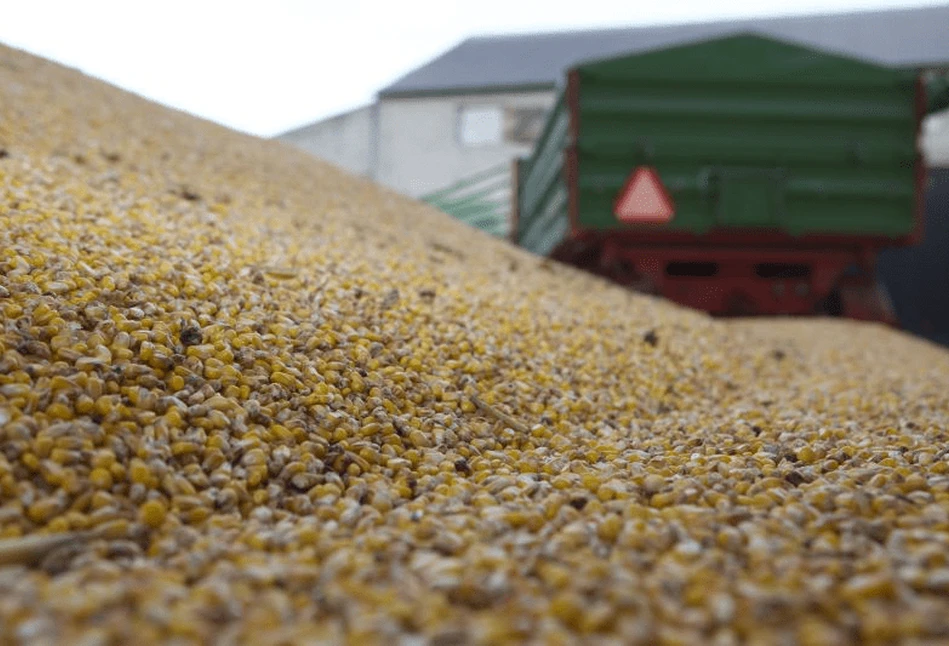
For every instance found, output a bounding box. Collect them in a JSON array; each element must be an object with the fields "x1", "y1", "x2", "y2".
[
  {"x1": 75, "y1": 395, "x2": 95, "y2": 415},
  {"x1": 247, "y1": 466, "x2": 268, "y2": 488},
  {"x1": 89, "y1": 467, "x2": 114, "y2": 490},
  {"x1": 90, "y1": 491, "x2": 113, "y2": 510},
  {"x1": 97, "y1": 519, "x2": 131, "y2": 539},
  {"x1": 92, "y1": 450, "x2": 117, "y2": 470},
  {"x1": 109, "y1": 463, "x2": 126, "y2": 482},
  {"x1": 27, "y1": 498, "x2": 63, "y2": 524},
  {"x1": 34, "y1": 436, "x2": 54, "y2": 459},
  {"x1": 597, "y1": 514, "x2": 623, "y2": 542},
  {"x1": 171, "y1": 441, "x2": 198, "y2": 457},
  {"x1": 46, "y1": 516, "x2": 70, "y2": 533},
  {"x1": 139, "y1": 499, "x2": 168, "y2": 528},
  {"x1": 129, "y1": 459, "x2": 151, "y2": 485},
  {"x1": 650, "y1": 492, "x2": 677, "y2": 508},
  {"x1": 21, "y1": 453, "x2": 40, "y2": 472},
  {"x1": 549, "y1": 592, "x2": 584, "y2": 629},
  {"x1": 45, "y1": 402, "x2": 72, "y2": 420}
]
